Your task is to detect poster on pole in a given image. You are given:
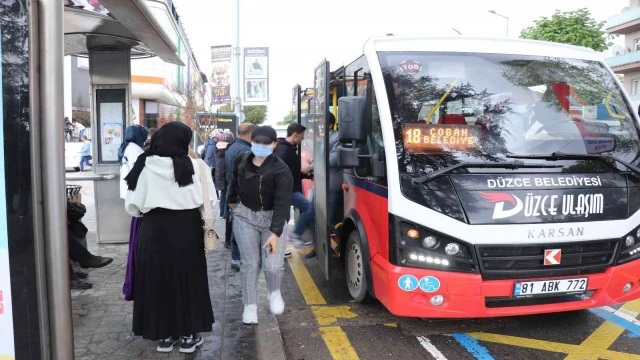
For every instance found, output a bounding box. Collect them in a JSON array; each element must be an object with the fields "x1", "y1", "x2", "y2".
[
  {"x1": 211, "y1": 45, "x2": 232, "y2": 105},
  {"x1": 98, "y1": 102, "x2": 124, "y2": 162},
  {"x1": 0, "y1": 19, "x2": 15, "y2": 359},
  {"x1": 244, "y1": 47, "x2": 269, "y2": 102}
]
